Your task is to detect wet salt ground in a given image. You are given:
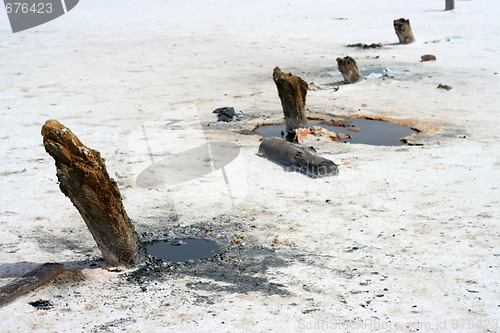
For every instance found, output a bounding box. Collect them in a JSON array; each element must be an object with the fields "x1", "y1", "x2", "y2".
[
  {"x1": 256, "y1": 119, "x2": 416, "y2": 146},
  {"x1": 322, "y1": 67, "x2": 409, "y2": 85},
  {"x1": 128, "y1": 220, "x2": 290, "y2": 297},
  {"x1": 2, "y1": 0, "x2": 499, "y2": 330}
]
